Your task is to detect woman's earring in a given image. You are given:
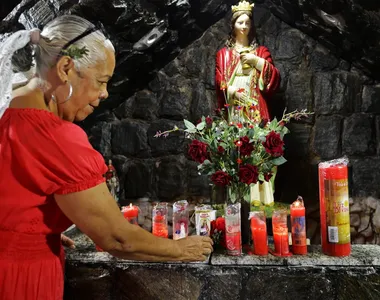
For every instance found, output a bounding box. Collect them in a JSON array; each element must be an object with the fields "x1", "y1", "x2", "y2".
[{"x1": 51, "y1": 81, "x2": 73, "y2": 104}]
